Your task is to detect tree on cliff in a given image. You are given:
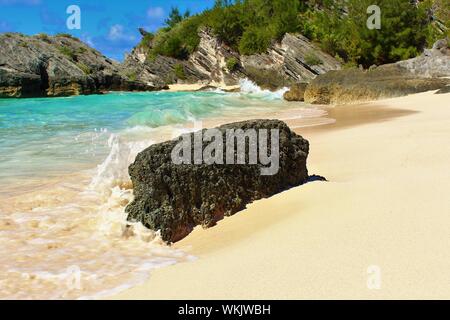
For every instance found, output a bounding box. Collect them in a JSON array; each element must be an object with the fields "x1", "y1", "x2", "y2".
[
  {"x1": 144, "y1": 0, "x2": 445, "y2": 66},
  {"x1": 165, "y1": 7, "x2": 191, "y2": 29},
  {"x1": 301, "y1": 0, "x2": 436, "y2": 67}
]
